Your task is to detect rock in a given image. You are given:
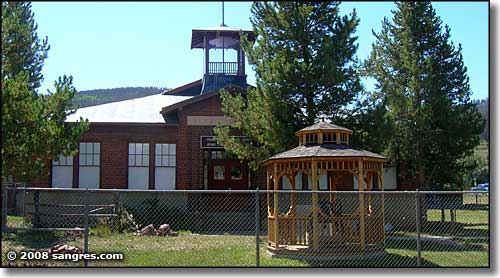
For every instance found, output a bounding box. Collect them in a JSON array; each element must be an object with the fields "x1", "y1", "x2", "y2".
[
  {"x1": 157, "y1": 224, "x2": 171, "y2": 236},
  {"x1": 168, "y1": 231, "x2": 179, "y2": 237},
  {"x1": 139, "y1": 224, "x2": 156, "y2": 236}
]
